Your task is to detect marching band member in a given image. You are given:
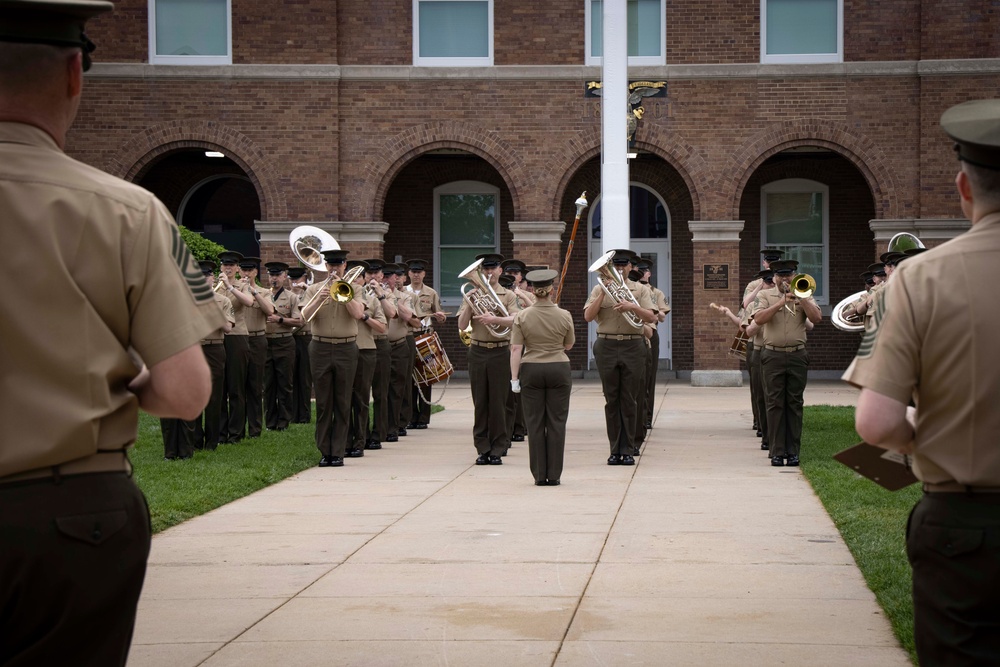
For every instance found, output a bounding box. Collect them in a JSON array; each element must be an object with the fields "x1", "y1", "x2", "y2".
[
  {"x1": 218, "y1": 251, "x2": 252, "y2": 443},
  {"x1": 347, "y1": 260, "x2": 387, "y2": 457},
  {"x1": 239, "y1": 257, "x2": 274, "y2": 439},
  {"x1": 301, "y1": 249, "x2": 365, "y2": 467},
  {"x1": 502, "y1": 258, "x2": 530, "y2": 444},
  {"x1": 288, "y1": 266, "x2": 313, "y2": 424},
  {"x1": 751, "y1": 260, "x2": 821, "y2": 467},
  {"x1": 405, "y1": 259, "x2": 446, "y2": 430},
  {"x1": 584, "y1": 249, "x2": 656, "y2": 465},
  {"x1": 510, "y1": 270, "x2": 574, "y2": 486},
  {"x1": 263, "y1": 261, "x2": 301, "y2": 432},
  {"x1": 189, "y1": 261, "x2": 235, "y2": 452},
  {"x1": 386, "y1": 263, "x2": 419, "y2": 441},
  {"x1": 364, "y1": 258, "x2": 393, "y2": 449},
  {"x1": 458, "y1": 253, "x2": 520, "y2": 465},
  {"x1": 636, "y1": 260, "x2": 669, "y2": 431}
]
